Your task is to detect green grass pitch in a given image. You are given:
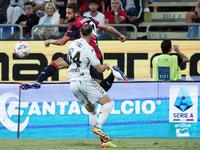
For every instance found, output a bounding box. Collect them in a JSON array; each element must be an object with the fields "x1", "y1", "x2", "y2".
[{"x1": 0, "y1": 138, "x2": 200, "y2": 150}]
